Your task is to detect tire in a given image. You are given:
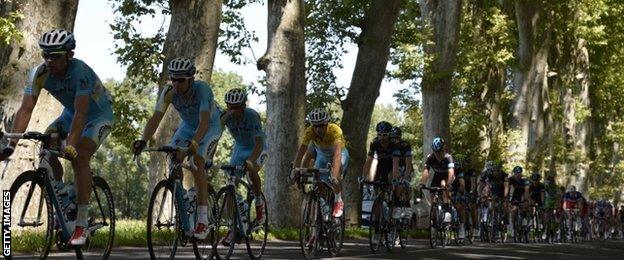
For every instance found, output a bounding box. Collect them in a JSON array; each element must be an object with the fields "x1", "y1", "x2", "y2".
[
  {"x1": 245, "y1": 192, "x2": 268, "y2": 259},
  {"x1": 7, "y1": 171, "x2": 53, "y2": 259},
  {"x1": 193, "y1": 190, "x2": 217, "y2": 260},
  {"x1": 81, "y1": 176, "x2": 116, "y2": 259},
  {"x1": 299, "y1": 194, "x2": 318, "y2": 260},
  {"x1": 212, "y1": 187, "x2": 238, "y2": 260},
  {"x1": 369, "y1": 197, "x2": 384, "y2": 253},
  {"x1": 147, "y1": 180, "x2": 179, "y2": 260}
]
